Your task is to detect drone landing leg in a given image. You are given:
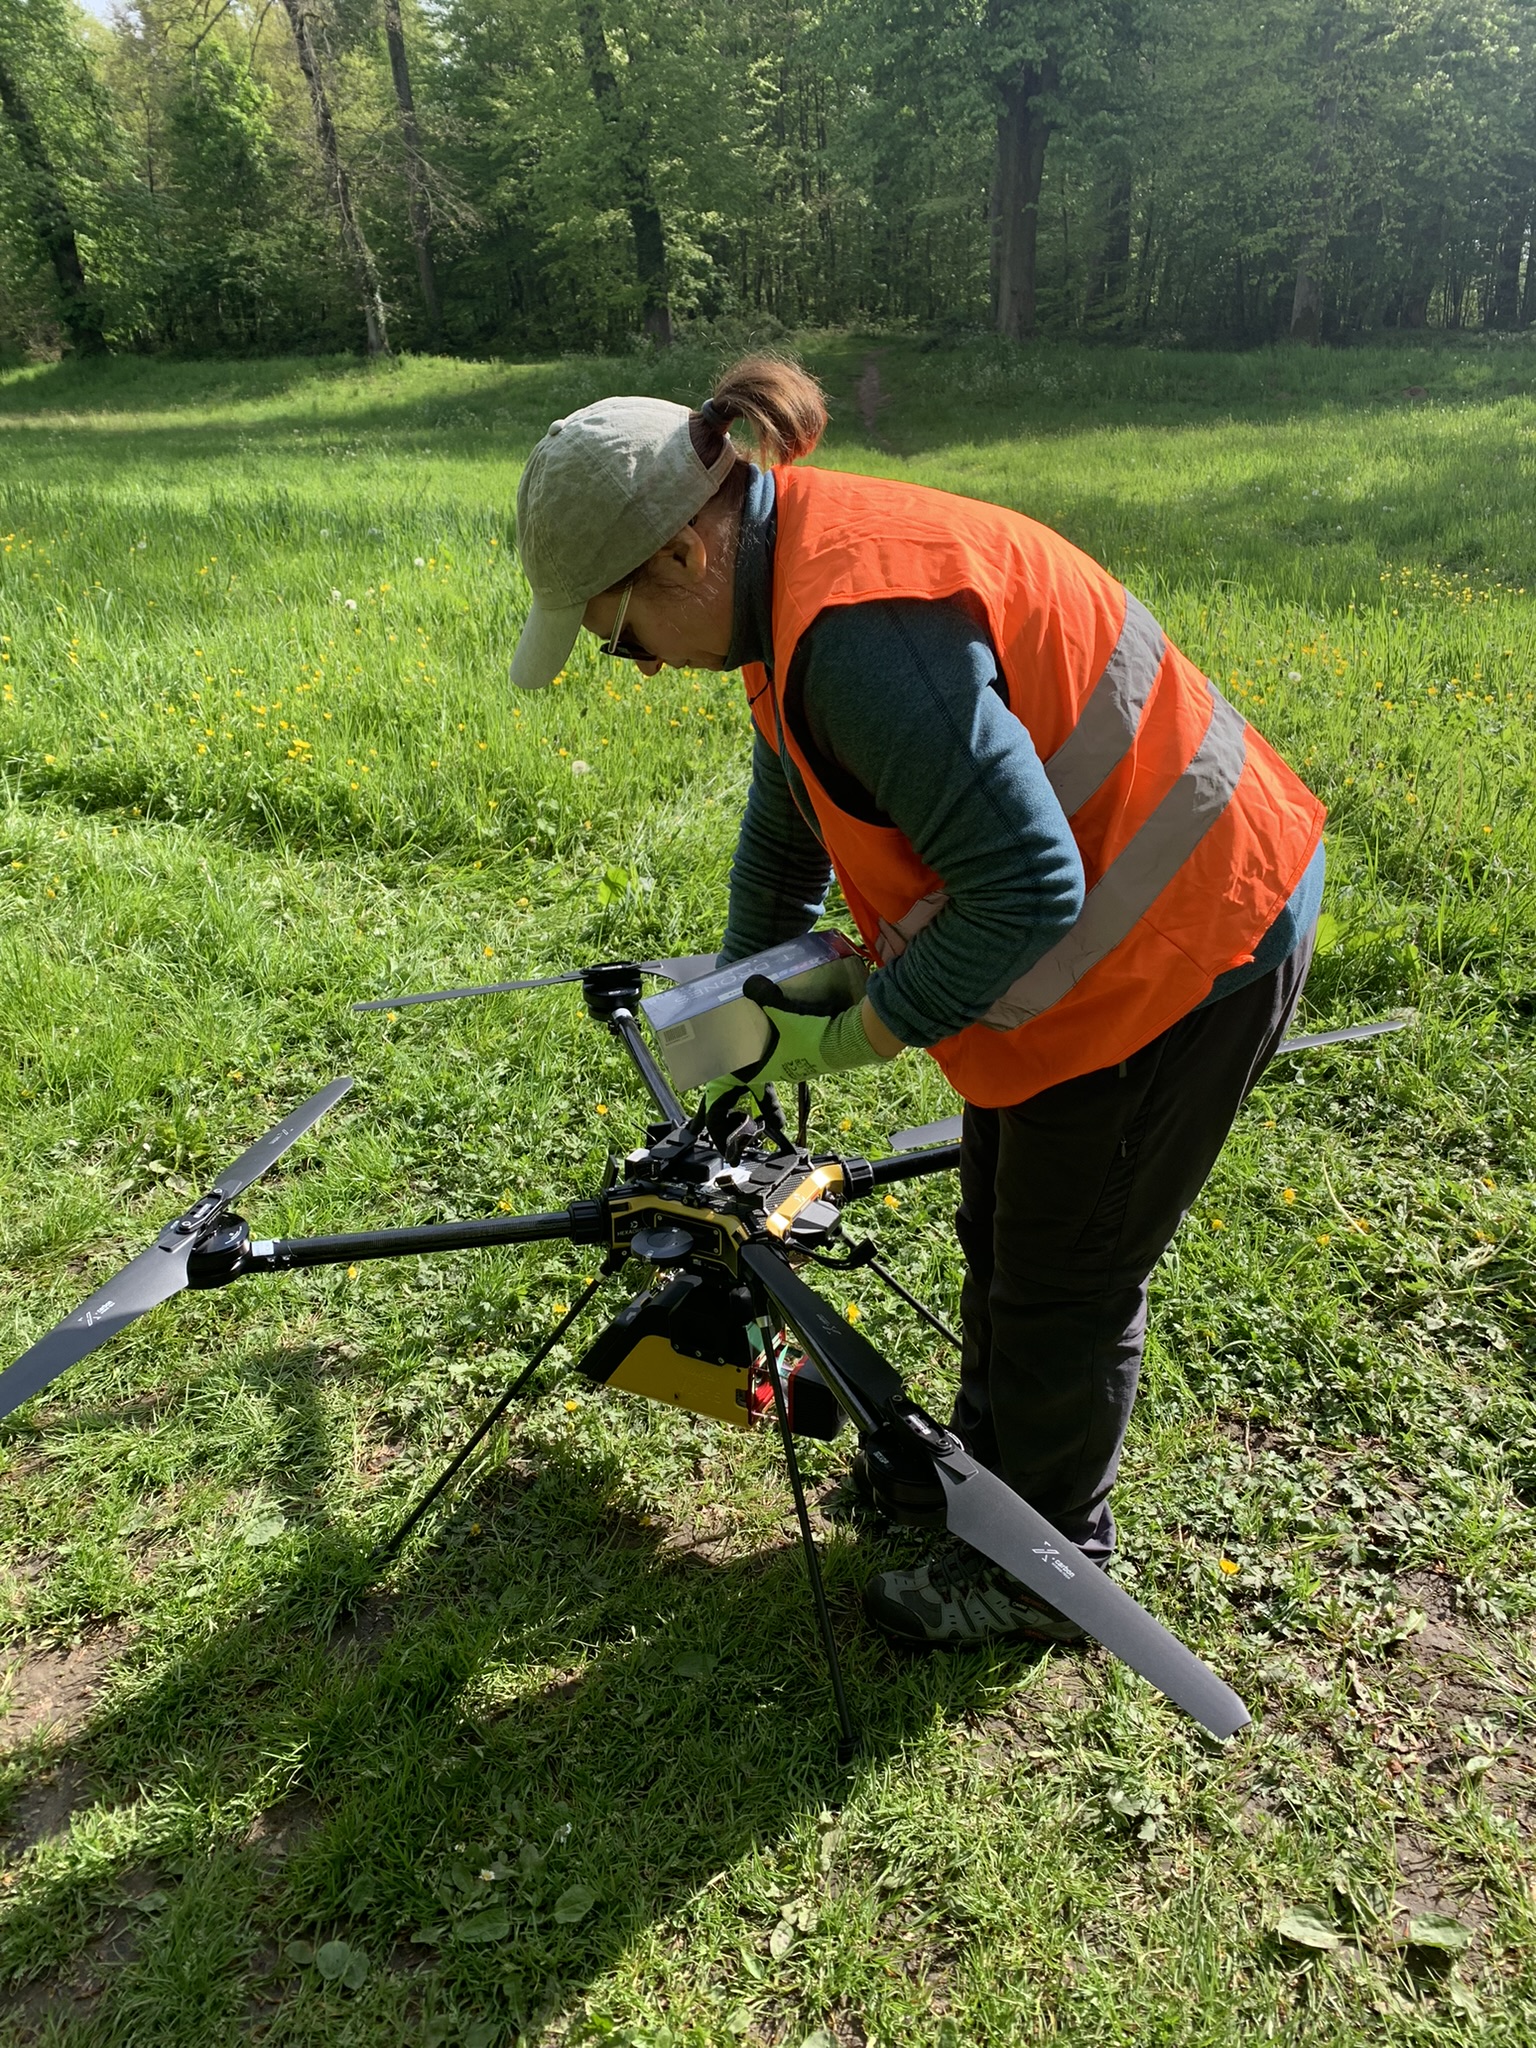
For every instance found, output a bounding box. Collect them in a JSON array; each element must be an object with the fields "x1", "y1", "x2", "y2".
[
  {"x1": 866, "y1": 1256, "x2": 960, "y2": 1351},
  {"x1": 370, "y1": 1272, "x2": 608, "y2": 1572},
  {"x1": 764, "y1": 1312, "x2": 859, "y2": 1766}
]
